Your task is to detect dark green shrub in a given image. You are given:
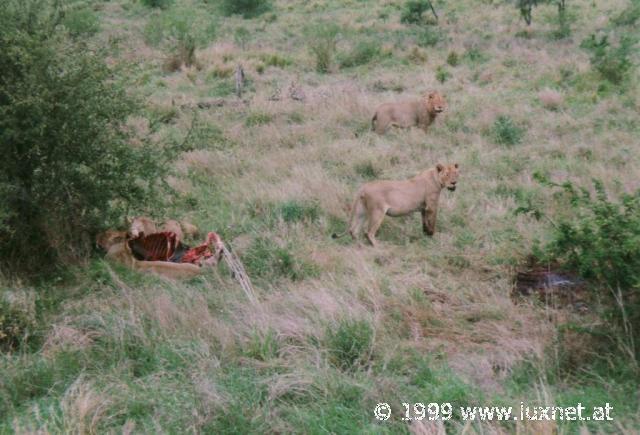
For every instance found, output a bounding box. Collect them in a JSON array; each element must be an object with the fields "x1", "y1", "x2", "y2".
[
  {"x1": 464, "y1": 47, "x2": 489, "y2": 63},
  {"x1": 517, "y1": 0, "x2": 566, "y2": 26},
  {"x1": 143, "y1": 5, "x2": 217, "y2": 48},
  {"x1": 436, "y1": 65, "x2": 450, "y2": 83},
  {"x1": 0, "y1": 0, "x2": 166, "y2": 272},
  {"x1": 581, "y1": 34, "x2": 634, "y2": 85},
  {"x1": 277, "y1": 200, "x2": 320, "y2": 223},
  {"x1": 339, "y1": 39, "x2": 384, "y2": 68},
  {"x1": 62, "y1": 7, "x2": 100, "y2": 37},
  {"x1": 0, "y1": 291, "x2": 37, "y2": 351},
  {"x1": 446, "y1": 51, "x2": 460, "y2": 66},
  {"x1": 220, "y1": 0, "x2": 271, "y2": 18},
  {"x1": 612, "y1": 0, "x2": 640, "y2": 26},
  {"x1": 551, "y1": 7, "x2": 571, "y2": 39},
  {"x1": 415, "y1": 26, "x2": 441, "y2": 47},
  {"x1": 164, "y1": 34, "x2": 196, "y2": 72},
  {"x1": 234, "y1": 26, "x2": 251, "y2": 50},
  {"x1": 400, "y1": 0, "x2": 438, "y2": 25},
  {"x1": 492, "y1": 116, "x2": 524, "y2": 146},
  {"x1": 326, "y1": 319, "x2": 373, "y2": 370},
  {"x1": 141, "y1": 0, "x2": 173, "y2": 8},
  {"x1": 532, "y1": 175, "x2": 640, "y2": 351},
  {"x1": 354, "y1": 161, "x2": 380, "y2": 180}
]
